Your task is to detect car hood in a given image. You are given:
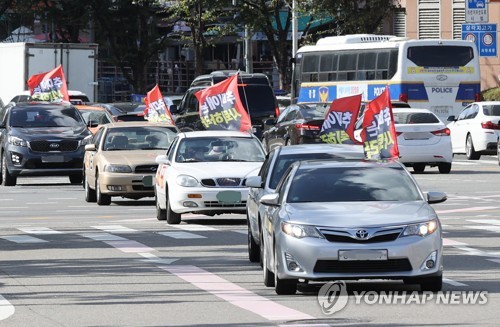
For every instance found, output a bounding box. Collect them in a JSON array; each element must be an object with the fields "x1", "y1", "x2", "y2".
[
  {"x1": 284, "y1": 201, "x2": 435, "y2": 228},
  {"x1": 103, "y1": 150, "x2": 165, "y2": 166},
  {"x1": 11, "y1": 126, "x2": 89, "y2": 140},
  {"x1": 173, "y1": 162, "x2": 263, "y2": 178}
]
